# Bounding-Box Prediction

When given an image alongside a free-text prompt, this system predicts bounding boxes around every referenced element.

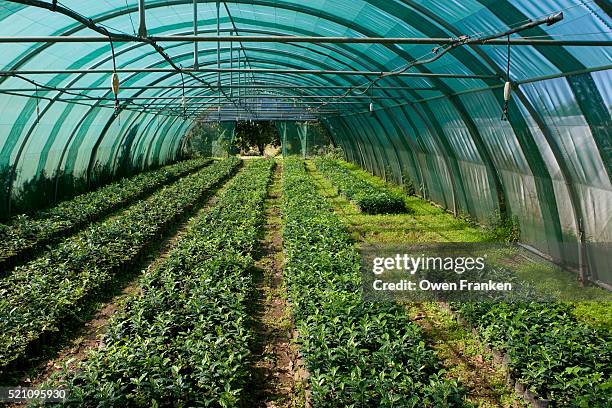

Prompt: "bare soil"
[246,162,306,408]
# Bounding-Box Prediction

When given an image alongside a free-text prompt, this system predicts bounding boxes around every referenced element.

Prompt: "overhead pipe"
[0,36,608,47]
[316,11,565,111]
[0,67,497,78]
[193,0,198,69]
[6,0,245,112]
[0,84,438,92]
[60,95,398,101]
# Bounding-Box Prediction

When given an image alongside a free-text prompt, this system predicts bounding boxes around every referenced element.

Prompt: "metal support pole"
[138,0,147,37]
[0,67,498,78]
[0,85,436,92]
[230,31,233,98]
[216,1,220,89]
[63,95,398,101]
[193,0,198,69]
[216,0,221,115]
[1,35,609,47]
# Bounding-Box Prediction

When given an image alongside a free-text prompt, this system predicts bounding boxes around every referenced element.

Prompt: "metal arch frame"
[131,19,490,194]
[2,1,606,123]
[4,21,418,135]
[0,2,524,198]
[0,84,439,93]
[91,12,504,191]
[2,0,501,88]
[1,0,608,270]
[83,71,330,171]
[101,50,397,164]
[119,30,425,101]
[106,83,318,176]
[1,2,488,218]
[137,37,414,109]
[161,47,425,169]
[84,40,417,184]
[0,1,576,190]
[11,35,379,192]
[71,26,456,181]
[159,0,507,218]
[91,43,394,116]
[0,1,492,127]
[393,0,587,279]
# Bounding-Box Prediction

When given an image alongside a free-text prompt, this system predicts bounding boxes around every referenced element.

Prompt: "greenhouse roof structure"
[0,0,611,283]
[1,3,612,407]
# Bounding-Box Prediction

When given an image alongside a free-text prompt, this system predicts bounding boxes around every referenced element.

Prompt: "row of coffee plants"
[0,158,240,372]
[282,159,465,407]
[453,301,611,406]
[0,158,211,271]
[313,157,406,214]
[47,159,274,407]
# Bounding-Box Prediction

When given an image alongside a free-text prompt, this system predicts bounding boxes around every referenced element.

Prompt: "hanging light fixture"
[180,66,187,119]
[105,31,120,117]
[501,35,512,121]
[369,86,375,115]
[111,72,119,96]
[503,81,512,108]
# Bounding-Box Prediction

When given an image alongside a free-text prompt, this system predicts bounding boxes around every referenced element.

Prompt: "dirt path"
[304,160,524,408]
[247,162,306,408]
[12,168,242,396]
[408,304,526,407]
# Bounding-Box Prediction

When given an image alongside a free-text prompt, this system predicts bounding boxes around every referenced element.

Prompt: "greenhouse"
[0,0,610,407]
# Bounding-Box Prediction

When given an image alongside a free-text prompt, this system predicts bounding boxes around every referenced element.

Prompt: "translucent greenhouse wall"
[0,0,609,285]
[321,69,612,286]
[0,92,191,218]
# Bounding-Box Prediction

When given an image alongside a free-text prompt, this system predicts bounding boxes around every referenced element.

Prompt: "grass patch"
[317,160,611,327]
[406,302,528,408]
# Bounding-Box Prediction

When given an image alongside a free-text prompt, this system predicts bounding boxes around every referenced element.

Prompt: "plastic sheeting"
[320,69,612,284]
[0,1,610,283]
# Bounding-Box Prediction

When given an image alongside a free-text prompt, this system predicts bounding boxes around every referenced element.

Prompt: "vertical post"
[216,1,221,117]
[578,217,586,285]
[193,0,198,69]
[230,32,234,98]
[303,123,308,159]
[216,0,220,90]
[138,0,147,37]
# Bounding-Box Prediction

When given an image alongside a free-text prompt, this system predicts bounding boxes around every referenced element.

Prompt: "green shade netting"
[0,1,609,284]
[277,121,331,157]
